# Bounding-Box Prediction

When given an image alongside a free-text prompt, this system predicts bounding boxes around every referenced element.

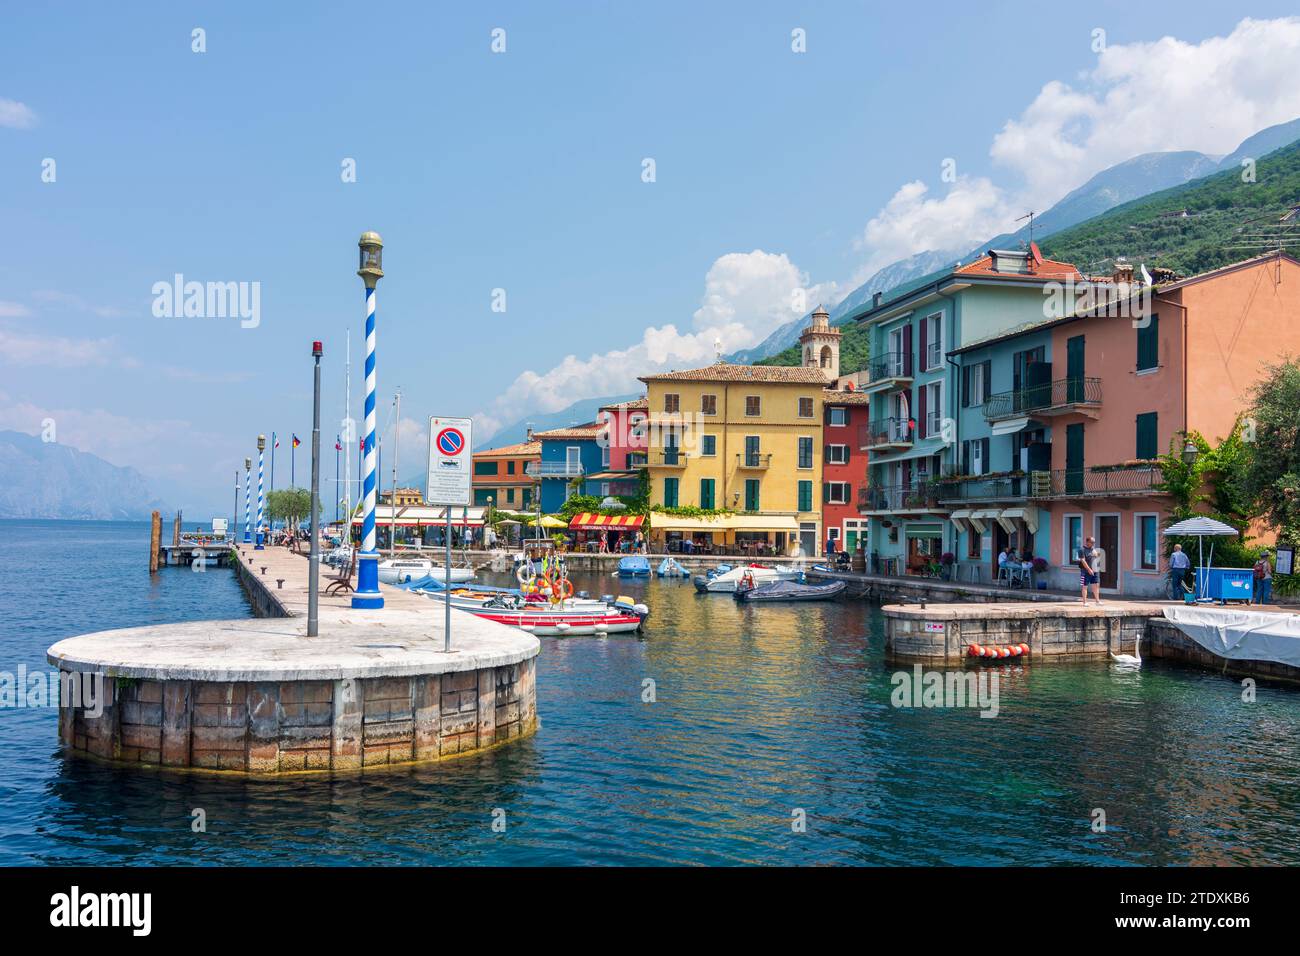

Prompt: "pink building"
[592,397,648,496]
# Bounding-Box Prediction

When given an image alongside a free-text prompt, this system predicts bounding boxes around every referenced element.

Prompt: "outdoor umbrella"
[1162,516,1239,600]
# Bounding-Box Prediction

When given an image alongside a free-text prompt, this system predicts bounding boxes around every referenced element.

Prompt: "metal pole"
[352,232,384,609]
[255,437,266,549]
[233,470,238,541]
[309,341,323,637]
[445,509,452,652]
[270,433,276,535]
[391,390,401,556]
[243,461,251,543]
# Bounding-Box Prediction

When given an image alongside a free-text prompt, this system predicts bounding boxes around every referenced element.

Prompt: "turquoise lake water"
[3,518,1300,865]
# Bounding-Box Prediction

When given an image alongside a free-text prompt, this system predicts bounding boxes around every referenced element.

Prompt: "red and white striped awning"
[568,513,645,529]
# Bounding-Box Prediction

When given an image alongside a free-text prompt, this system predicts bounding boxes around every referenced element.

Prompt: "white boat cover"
[1162,606,1300,668]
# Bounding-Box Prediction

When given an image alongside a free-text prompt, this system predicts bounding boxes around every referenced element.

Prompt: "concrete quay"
[47,544,539,774]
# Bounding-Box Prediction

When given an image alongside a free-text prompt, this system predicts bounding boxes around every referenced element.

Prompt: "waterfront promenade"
[46,544,539,774]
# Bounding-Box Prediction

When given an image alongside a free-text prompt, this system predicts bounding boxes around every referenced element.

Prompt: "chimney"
[525,424,534,442]
[872,291,883,308]
[1112,259,1134,286]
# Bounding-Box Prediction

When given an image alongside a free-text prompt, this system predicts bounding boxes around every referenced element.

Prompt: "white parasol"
[1162,517,1239,600]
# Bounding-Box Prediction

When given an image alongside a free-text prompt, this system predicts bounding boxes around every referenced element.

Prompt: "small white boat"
[693,564,804,594]
[378,558,475,585]
[457,593,649,636]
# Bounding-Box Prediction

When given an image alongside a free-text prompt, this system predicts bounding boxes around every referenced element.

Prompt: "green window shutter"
[1137,314,1159,370]
[699,479,714,510]
[664,477,679,508]
[798,480,812,512]
[745,479,760,511]
[1136,412,1158,459]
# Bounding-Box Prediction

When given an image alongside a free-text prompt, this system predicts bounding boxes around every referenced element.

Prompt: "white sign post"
[427,417,473,651]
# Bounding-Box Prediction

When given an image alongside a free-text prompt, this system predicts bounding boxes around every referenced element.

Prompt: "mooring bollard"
[277,579,284,589]
[261,567,267,575]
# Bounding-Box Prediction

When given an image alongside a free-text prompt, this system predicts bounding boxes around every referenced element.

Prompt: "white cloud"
[991,17,1300,208]
[0,97,36,129]
[0,301,31,318]
[852,16,1300,273]
[0,327,132,368]
[32,290,128,319]
[473,251,838,439]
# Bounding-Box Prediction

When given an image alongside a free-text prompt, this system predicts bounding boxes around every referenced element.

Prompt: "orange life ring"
[551,576,574,601]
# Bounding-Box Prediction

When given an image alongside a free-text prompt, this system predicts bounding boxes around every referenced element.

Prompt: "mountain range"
[0,430,168,520]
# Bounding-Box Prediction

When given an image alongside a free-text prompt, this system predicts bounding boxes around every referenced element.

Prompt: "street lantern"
[352,231,385,609]
[1181,440,1199,466]
[255,434,267,550]
[358,231,384,288]
[243,456,252,544]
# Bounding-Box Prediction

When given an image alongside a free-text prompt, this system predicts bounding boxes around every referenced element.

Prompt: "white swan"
[1109,636,1142,666]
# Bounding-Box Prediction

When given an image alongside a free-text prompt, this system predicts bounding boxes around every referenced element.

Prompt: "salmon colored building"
[956,251,1300,595]
[821,388,870,555]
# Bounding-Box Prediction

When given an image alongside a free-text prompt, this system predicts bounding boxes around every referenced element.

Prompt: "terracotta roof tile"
[474,440,541,458]
[639,362,829,385]
[532,422,603,440]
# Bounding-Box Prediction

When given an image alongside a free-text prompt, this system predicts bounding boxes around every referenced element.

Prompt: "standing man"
[1253,551,1274,605]
[1168,543,1191,600]
[1079,535,1102,604]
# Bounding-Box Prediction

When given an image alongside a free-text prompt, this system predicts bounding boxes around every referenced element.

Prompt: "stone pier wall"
[58,659,537,773]
[230,548,291,618]
[1145,618,1300,686]
[884,607,1147,662]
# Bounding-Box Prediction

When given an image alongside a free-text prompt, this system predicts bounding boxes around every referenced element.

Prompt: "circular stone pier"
[47,547,539,773]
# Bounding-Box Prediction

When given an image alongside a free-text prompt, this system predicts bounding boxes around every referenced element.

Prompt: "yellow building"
[639,362,828,557]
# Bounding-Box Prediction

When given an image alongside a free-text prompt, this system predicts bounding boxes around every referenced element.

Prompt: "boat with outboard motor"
[378,558,475,585]
[453,592,649,636]
[693,563,804,594]
[734,577,846,603]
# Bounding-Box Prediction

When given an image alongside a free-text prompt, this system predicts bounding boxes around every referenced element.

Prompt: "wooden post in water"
[172,511,181,547]
[149,510,162,573]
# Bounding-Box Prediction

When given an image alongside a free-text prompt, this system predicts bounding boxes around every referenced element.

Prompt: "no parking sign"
[427,416,473,506]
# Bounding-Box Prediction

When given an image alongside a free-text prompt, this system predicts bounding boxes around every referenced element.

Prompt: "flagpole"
[270,432,276,533]
[335,438,340,524]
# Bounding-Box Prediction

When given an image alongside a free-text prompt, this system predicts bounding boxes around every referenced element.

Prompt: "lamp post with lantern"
[352,231,385,609]
[255,434,267,550]
[243,457,252,544]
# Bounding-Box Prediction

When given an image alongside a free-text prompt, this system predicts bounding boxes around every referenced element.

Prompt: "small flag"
[292,435,301,448]
[273,433,279,449]
[335,436,342,451]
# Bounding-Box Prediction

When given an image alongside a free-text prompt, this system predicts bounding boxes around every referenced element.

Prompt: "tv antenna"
[1015,210,1036,247]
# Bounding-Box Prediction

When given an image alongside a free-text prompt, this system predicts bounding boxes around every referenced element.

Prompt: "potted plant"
[1032,556,1049,589]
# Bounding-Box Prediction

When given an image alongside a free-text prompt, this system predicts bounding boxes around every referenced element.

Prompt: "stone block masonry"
[49,544,540,774]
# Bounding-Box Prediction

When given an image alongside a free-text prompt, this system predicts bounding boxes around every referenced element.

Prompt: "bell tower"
[800,305,840,382]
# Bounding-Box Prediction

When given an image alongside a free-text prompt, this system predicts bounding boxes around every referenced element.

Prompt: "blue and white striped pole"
[243,457,252,543]
[352,231,385,608]
[255,434,266,550]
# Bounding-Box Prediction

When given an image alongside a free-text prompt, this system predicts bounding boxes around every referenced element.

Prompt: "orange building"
[471,439,541,511]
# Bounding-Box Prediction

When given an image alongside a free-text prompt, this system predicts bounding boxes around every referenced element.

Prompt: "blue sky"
[3,2,1299,514]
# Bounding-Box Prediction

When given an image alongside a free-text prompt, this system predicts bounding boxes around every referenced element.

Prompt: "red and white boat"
[456,594,648,636]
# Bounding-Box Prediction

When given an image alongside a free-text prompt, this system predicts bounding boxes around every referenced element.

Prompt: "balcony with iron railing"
[860,417,913,451]
[863,350,914,392]
[1027,464,1165,498]
[856,481,947,513]
[655,449,689,468]
[934,473,1033,503]
[736,452,773,470]
[525,461,585,478]
[982,377,1103,422]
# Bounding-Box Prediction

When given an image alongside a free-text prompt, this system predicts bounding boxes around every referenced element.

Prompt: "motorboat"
[618,555,651,576]
[656,557,690,578]
[456,593,650,636]
[735,578,847,603]
[378,558,474,585]
[693,564,804,593]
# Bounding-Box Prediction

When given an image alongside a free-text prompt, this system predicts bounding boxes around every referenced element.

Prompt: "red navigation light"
[312,341,323,357]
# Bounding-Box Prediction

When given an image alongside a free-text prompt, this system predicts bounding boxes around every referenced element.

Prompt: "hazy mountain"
[1217,117,1300,171]
[482,393,641,447]
[0,430,167,519]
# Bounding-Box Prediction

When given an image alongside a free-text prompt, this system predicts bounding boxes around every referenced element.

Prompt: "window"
[474,460,498,476]
[961,437,989,476]
[1135,412,1158,460]
[699,434,716,457]
[828,406,848,427]
[745,395,761,416]
[827,444,849,465]
[967,528,982,559]
[601,444,610,468]
[962,360,990,407]
[701,394,717,415]
[744,479,760,511]
[744,435,761,467]
[925,381,942,437]
[798,396,814,418]
[699,478,715,510]
[506,488,515,504]
[1137,514,1158,570]
[522,488,532,508]
[664,393,680,413]
[824,481,850,504]
[798,436,814,469]
[798,480,813,512]
[1137,313,1159,372]
[506,460,515,475]
[1065,515,1083,564]
[663,477,679,508]
[922,312,943,370]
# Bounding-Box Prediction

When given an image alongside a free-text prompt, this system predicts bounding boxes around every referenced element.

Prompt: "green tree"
[267,487,317,529]
[1157,423,1259,567]
[1243,358,1300,541]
